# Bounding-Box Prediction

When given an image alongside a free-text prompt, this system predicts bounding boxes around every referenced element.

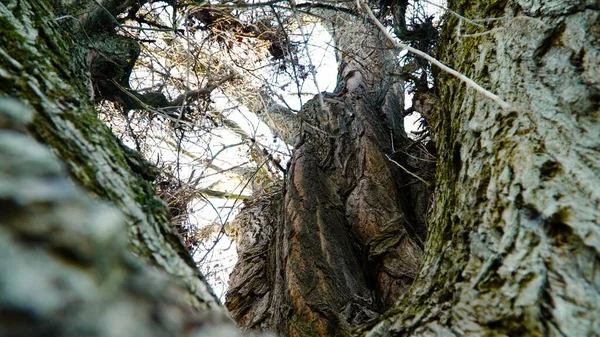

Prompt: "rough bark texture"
[226,13,435,337]
[0,99,241,337]
[2,0,599,336]
[356,1,600,336]
[0,0,229,325]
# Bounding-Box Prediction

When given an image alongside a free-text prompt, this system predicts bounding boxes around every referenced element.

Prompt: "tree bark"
[0,99,241,337]
[0,0,236,334]
[226,11,435,337]
[228,1,600,337]
[356,1,600,336]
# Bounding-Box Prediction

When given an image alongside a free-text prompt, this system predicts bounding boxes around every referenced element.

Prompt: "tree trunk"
[0,1,237,335]
[228,1,600,337]
[226,12,435,337]
[357,1,600,336]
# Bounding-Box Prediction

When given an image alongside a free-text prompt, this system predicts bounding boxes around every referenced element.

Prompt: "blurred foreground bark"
[0,1,238,335]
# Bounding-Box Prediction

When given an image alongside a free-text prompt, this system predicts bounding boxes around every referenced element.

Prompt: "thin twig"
[357,0,513,111]
[385,154,430,187]
[419,0,485,28]
[288,0,325,109]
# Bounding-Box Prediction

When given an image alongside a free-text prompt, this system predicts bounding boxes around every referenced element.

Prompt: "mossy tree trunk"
[0,1,236,335]
[357,1,600,336]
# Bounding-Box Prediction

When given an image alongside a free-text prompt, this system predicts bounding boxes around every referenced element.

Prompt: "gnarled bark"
[226,12,435,337]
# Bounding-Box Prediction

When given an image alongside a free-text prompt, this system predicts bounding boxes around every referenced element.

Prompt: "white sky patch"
[271,23,338,110]
[404,92,422,135]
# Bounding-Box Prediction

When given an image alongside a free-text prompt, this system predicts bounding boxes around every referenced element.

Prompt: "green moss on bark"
[1,0,223,311]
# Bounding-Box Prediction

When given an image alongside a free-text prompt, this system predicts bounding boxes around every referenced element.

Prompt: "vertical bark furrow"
[227,12,435,337]
[365,2,600,336]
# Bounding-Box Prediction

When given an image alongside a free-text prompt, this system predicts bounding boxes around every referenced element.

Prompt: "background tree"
[226,4,435,336]
[1,0,599,337]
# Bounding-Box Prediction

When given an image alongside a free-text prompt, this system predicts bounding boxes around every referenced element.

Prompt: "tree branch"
[357,0,514,111]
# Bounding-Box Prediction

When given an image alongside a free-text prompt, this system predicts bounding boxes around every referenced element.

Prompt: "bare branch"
[357,0,514,111]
